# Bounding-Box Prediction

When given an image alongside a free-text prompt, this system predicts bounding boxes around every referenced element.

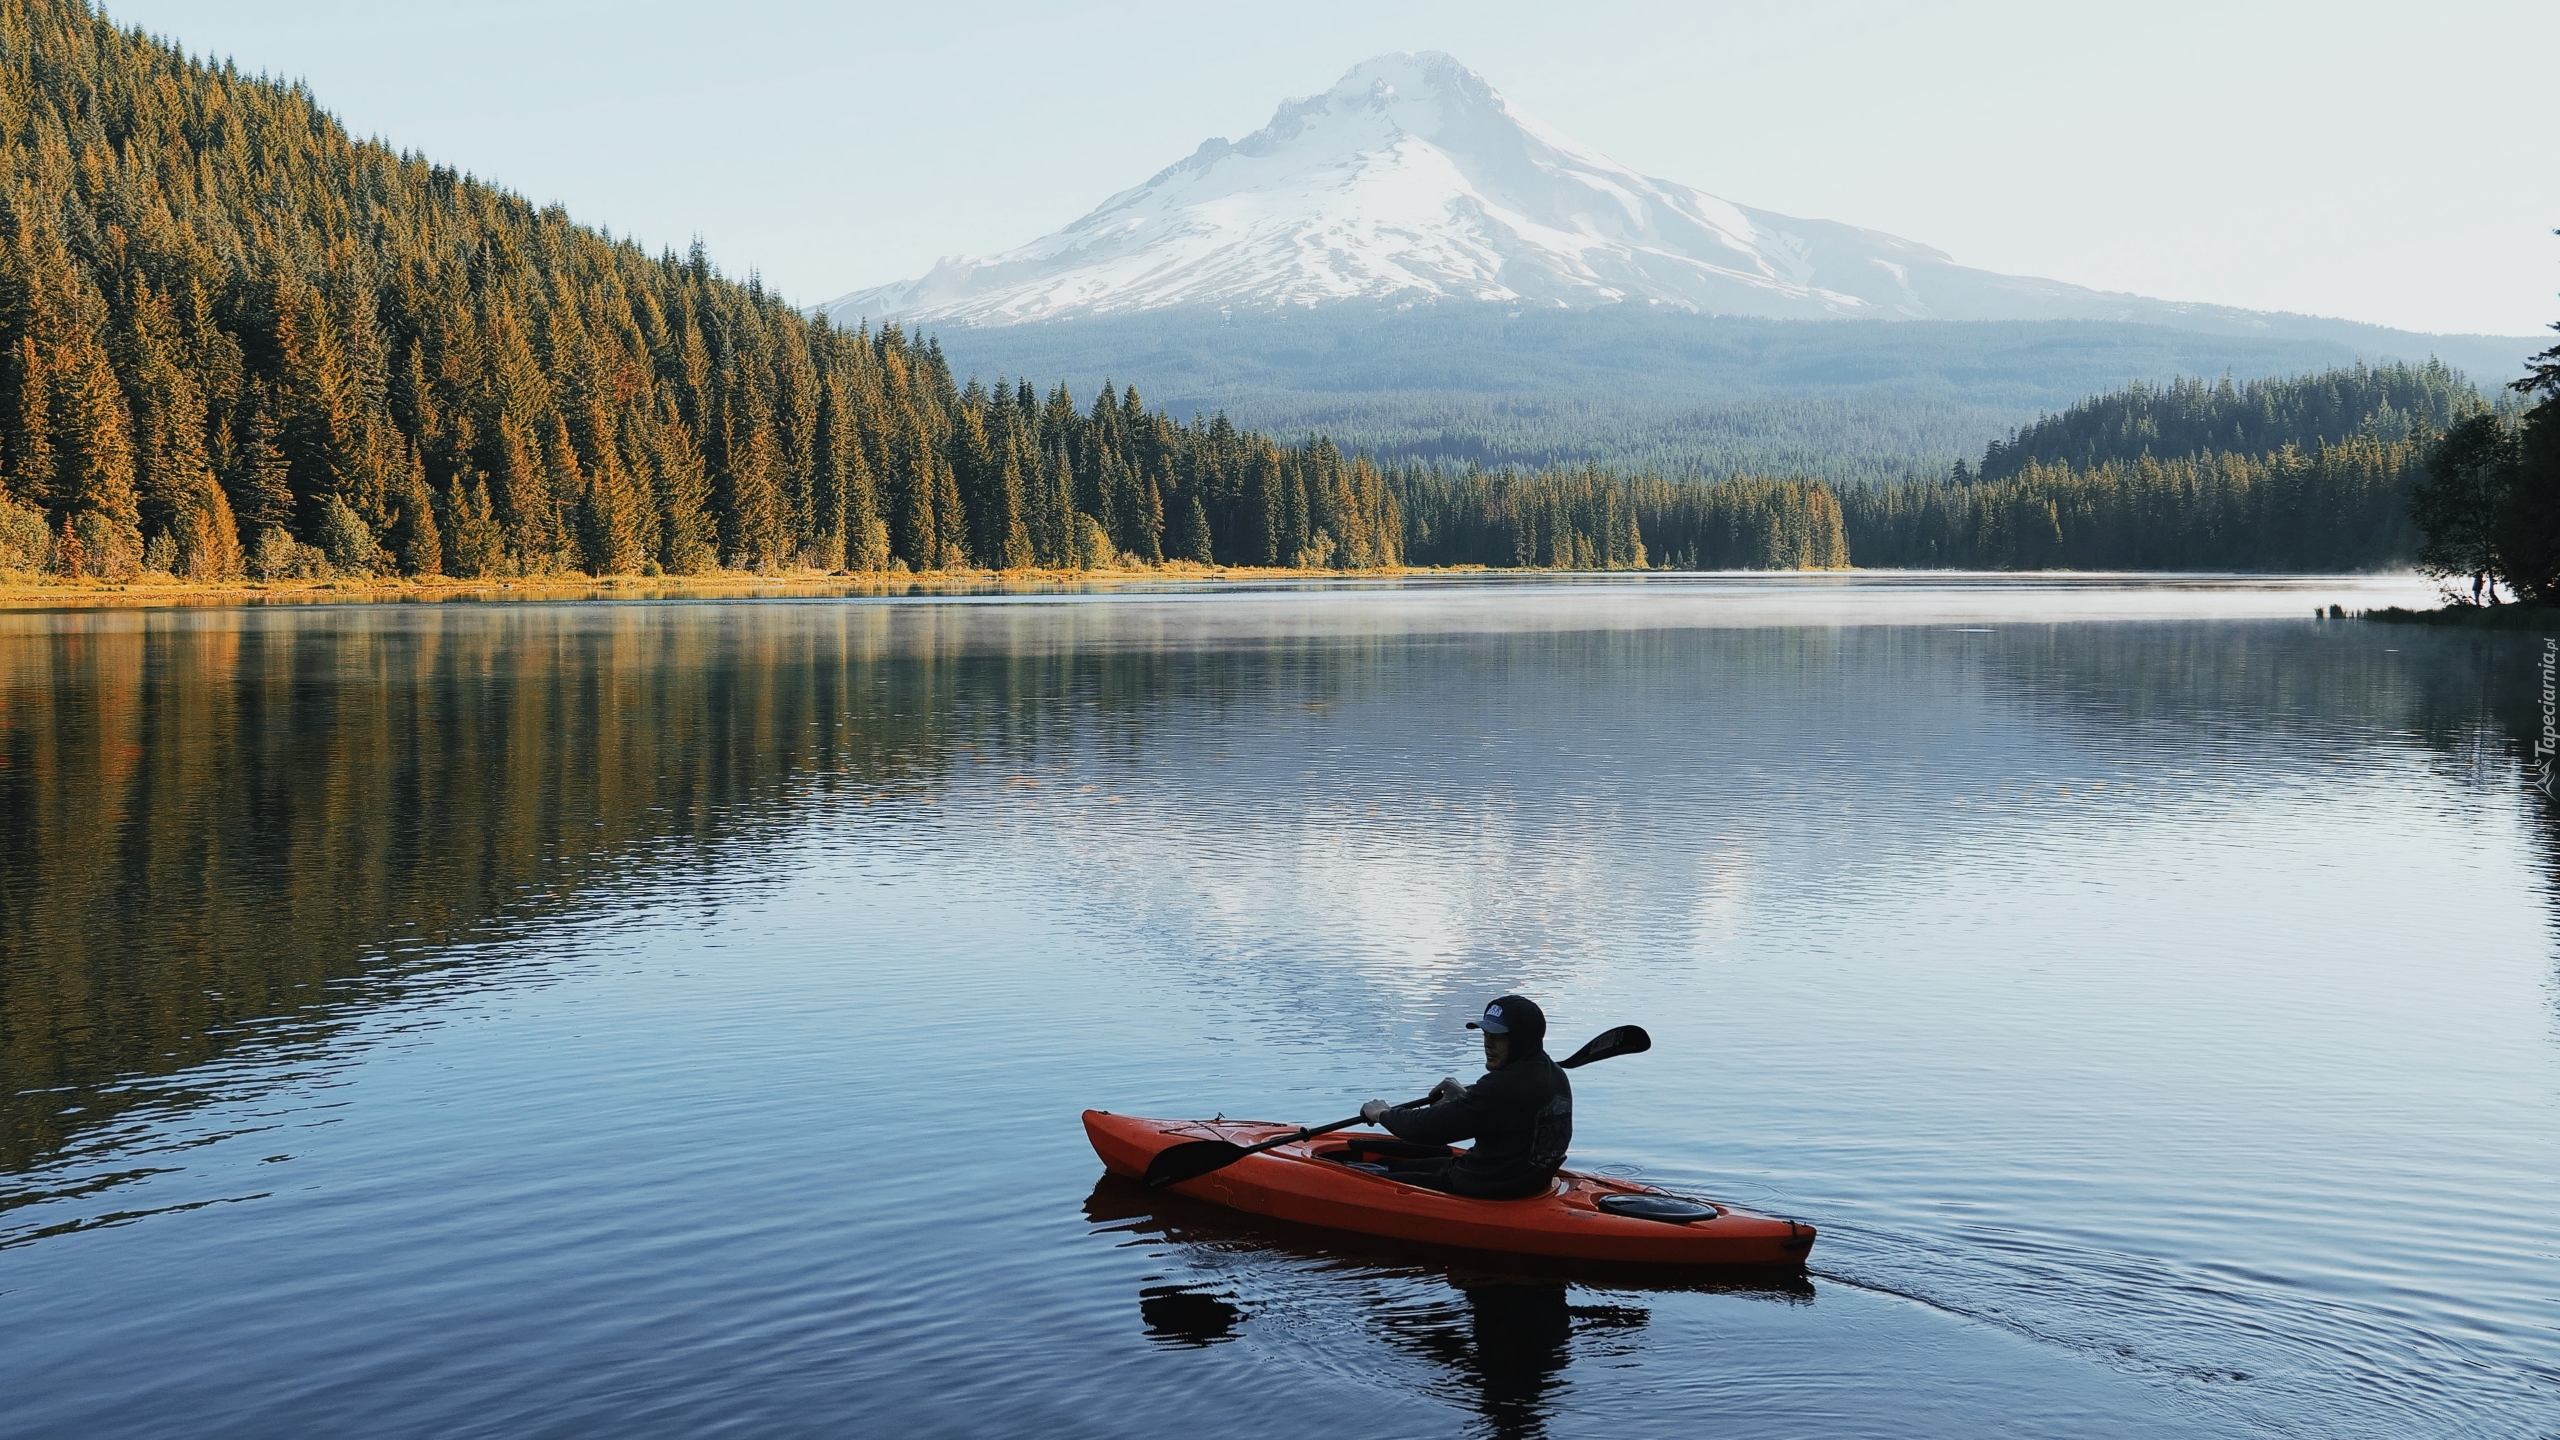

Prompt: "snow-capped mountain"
[821,52,2177,329]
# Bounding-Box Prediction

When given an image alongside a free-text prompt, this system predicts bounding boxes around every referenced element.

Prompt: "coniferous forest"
[0,0,1425,584]
[0,0,2529,583]
[1839,365,2476,570]
[1973,364,2480,480]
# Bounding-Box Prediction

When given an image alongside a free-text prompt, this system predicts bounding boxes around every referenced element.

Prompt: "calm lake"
[3,574,2554,1439]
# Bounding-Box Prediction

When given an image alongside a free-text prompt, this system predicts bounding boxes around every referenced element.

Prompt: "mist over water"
[2,575,2553,1439]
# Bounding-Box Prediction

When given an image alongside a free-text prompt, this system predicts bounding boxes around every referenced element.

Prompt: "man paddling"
[1357,995,1573,1200]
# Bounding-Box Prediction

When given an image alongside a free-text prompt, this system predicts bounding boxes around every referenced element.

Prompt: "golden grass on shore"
[0,561,1486,608]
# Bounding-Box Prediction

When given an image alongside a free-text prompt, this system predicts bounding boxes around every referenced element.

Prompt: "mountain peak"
[1252,51,1496,131]
[1156,51,1522,187]
[820,55,2128,329]
[1326,50,1498,108]
[1248,51,1576,166]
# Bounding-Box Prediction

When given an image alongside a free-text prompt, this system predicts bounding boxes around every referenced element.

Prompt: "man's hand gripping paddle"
[1139,1024,1651,1191]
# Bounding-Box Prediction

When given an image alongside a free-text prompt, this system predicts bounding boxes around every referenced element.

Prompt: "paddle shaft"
[1203,1096,1430,1169]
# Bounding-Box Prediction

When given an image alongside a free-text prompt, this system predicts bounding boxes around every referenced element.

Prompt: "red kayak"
[1084,1110,1816,1266]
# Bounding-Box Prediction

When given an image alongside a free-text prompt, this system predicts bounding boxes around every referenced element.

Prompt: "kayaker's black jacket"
[1381,1049,1573,1200]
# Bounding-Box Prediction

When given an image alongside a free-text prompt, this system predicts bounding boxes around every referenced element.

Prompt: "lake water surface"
[3,574,2554,1439]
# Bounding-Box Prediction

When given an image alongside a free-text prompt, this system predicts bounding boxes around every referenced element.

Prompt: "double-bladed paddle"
[1140,1024,1652,1191]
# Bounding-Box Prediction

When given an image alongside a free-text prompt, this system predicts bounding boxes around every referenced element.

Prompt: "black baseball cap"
[1466,994,1544,1040]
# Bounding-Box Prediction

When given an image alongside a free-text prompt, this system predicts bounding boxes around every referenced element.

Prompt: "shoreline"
[0,565,2435,610]
[2360,601,2559,630]
[0,562,1494,609]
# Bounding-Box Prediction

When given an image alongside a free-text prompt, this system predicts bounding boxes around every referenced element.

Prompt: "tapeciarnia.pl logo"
[2537,638,2557,799]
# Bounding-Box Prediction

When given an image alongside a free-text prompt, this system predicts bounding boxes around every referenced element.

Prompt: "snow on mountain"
[819,52,2172,329]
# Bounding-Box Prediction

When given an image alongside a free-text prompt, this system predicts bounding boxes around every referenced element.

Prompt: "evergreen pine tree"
[929,448,967,568]
[491,417,558,568]
[388,440,442,577]
[810,371,853,570]
[56,332,144,577]
[313,493,385,576]
[1037,443,1077,568]
[649,399,717,574]
[441,475,506,578]
[985,402,1034,569]
[1174,493,1213,564]
[885,401,937,569]
[228,399,297,538]
[5,336,53,510]
[578,457,644,575]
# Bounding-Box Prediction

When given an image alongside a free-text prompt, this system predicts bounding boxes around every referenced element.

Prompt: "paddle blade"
[1559,1024,1651,1070]
[1142,1139,1251,1191]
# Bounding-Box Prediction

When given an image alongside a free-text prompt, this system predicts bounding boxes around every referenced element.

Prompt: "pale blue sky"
[101,0,2557,338]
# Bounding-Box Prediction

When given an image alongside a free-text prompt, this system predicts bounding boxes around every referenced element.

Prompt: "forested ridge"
[1975,363,2480,480]
[1839,363,2497,570]
[0,0,1436,582]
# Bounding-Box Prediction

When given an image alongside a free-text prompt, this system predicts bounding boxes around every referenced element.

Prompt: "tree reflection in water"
[1087,1175,1809,1440]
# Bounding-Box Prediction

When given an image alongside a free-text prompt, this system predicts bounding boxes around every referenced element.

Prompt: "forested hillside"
[1975,363,2480,479]
[1843,436,2426,570]
[1840,362,2489,569]
[0,0,1429,581]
